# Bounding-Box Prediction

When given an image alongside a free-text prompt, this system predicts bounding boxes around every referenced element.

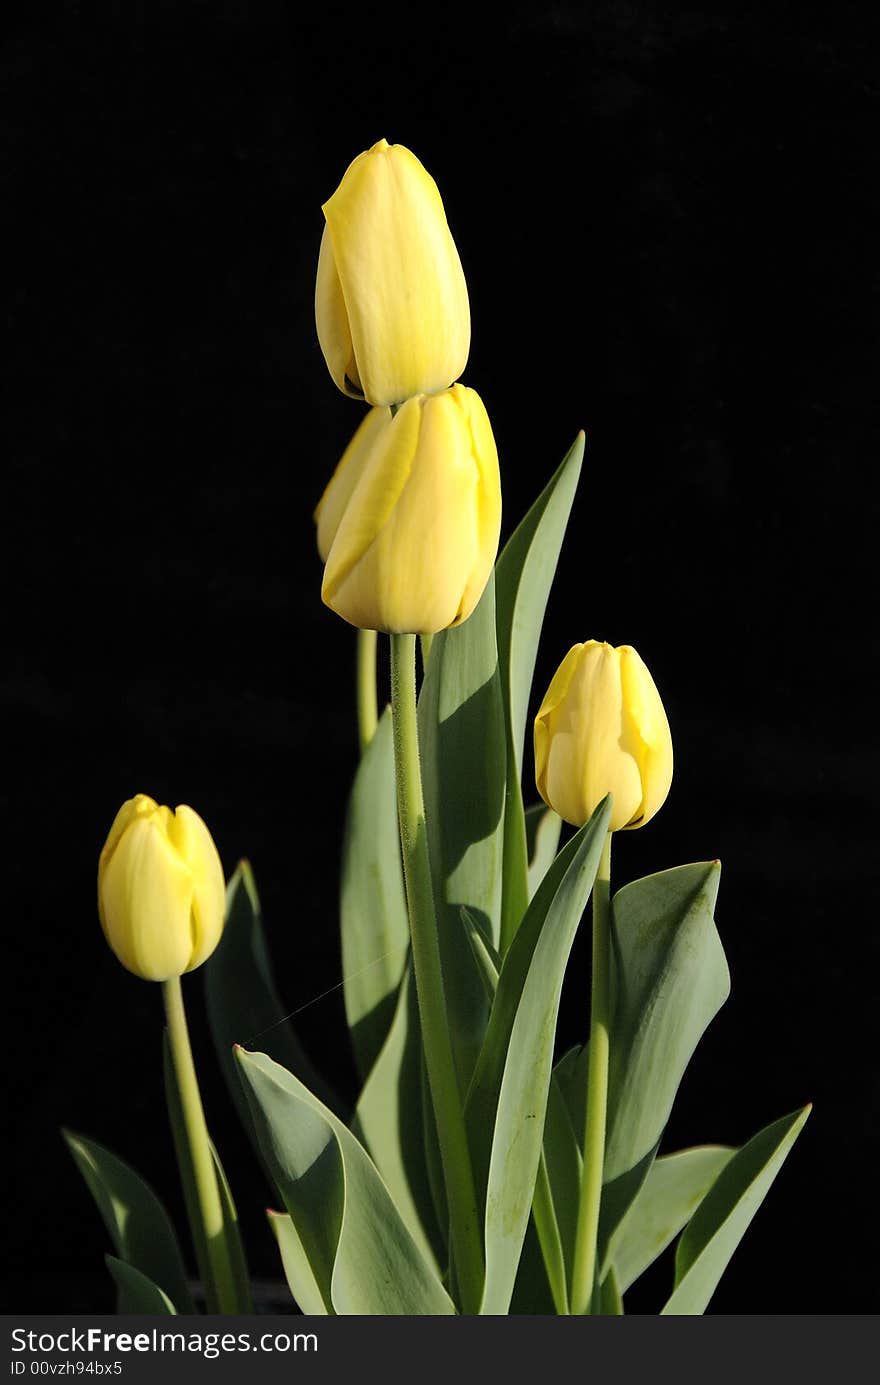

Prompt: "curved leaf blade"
[474,797,612,1315]
[63,1129,193,1313]
[662,1105,811,1315]
[235,1047,455,1315]
[341,708,409,1080]
[495,432,584,779]
[267,1210,329,1316]
[494,435,584,953]
[606,862,730,1184]
[105,1257,177,1314]
[418,575,507,1082]
[608,1145,734,1293]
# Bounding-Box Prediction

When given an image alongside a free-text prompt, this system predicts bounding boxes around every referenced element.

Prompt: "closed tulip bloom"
[315,139,470,407]
[534,641,673,832]
[319,384,501,634]
[98,794,225,981]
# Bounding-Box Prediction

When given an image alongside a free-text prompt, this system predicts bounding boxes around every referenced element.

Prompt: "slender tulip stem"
[356,628,379,753]
[162,976,237,1314]
[570,831,613,1315]
[389,633,484,1314]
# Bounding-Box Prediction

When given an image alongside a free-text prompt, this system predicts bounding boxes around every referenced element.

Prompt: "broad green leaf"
[608,1145,734,1293]
[236,1047,455,1315]
[162,1034,252,1314]
[525,805,563,901]
[267,1210,329,1316]
[495,434,584,779]
[352,966,444,1272]
[418,575,507,1083]
[662,1106,811,1315]
[205,861,342,1132]
[63,1129,193,1313]
[474,797,612,1315]
[341,708,409,1079]
[605,863,730,1186]
[494,436,584,952]
[105,1257,177,1314]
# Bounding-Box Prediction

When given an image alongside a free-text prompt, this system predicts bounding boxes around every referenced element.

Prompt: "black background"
[3,1,877,1314]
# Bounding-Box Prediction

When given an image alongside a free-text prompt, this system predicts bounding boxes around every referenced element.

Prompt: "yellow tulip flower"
[318,385,501,634]
[97,794,225,981]
[315,139,470,406]
[534,641,673,831]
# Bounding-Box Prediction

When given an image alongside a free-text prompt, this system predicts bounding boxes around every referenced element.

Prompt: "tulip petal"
[451,386,503,626]
[314,406,392,562]
[534,643,584,810]
[99,819,194,982]
[619,647,673,828]
[321,141,470,405]
[315,226,361,398]
[167,806,226,970]
[98,793,160,880]
[322,398,421,611]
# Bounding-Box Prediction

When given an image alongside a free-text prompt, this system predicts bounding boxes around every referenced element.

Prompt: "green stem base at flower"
[356,628,379,753]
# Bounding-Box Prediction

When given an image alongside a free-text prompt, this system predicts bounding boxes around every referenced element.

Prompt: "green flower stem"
[570,830,613,1315]
[389,632,484,1314]
[356,628,379,753]
[162,975,237,1315]
[532,1152,570,1314]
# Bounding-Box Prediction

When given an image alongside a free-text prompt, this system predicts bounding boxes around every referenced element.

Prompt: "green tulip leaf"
[162,1033,252,1313]
[267,1210,329,1316]
[541,1065,584,1288]
[525,805,563,901]
[418,574,507,1084]
[351,966,444,1272]
[661,1106,811,1315]
[235,1047,455,1315]
[553,1042,589,1143]
[604,863,730,1200]
[494,435,584,952]
[607,1145,734,1294]
[495,434,584,779]
[468,796,612,1315]
[459,905,501,1004]
[205,861,342,1138]
[341,707,409,1080]
[63,1129,194,1313]
[105,1257,177,1314]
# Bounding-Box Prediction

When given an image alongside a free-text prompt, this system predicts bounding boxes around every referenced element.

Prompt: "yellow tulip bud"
[315,138,471,407]
[534,641,673,832]
[318,384,501,635]
[97,794,225,982]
